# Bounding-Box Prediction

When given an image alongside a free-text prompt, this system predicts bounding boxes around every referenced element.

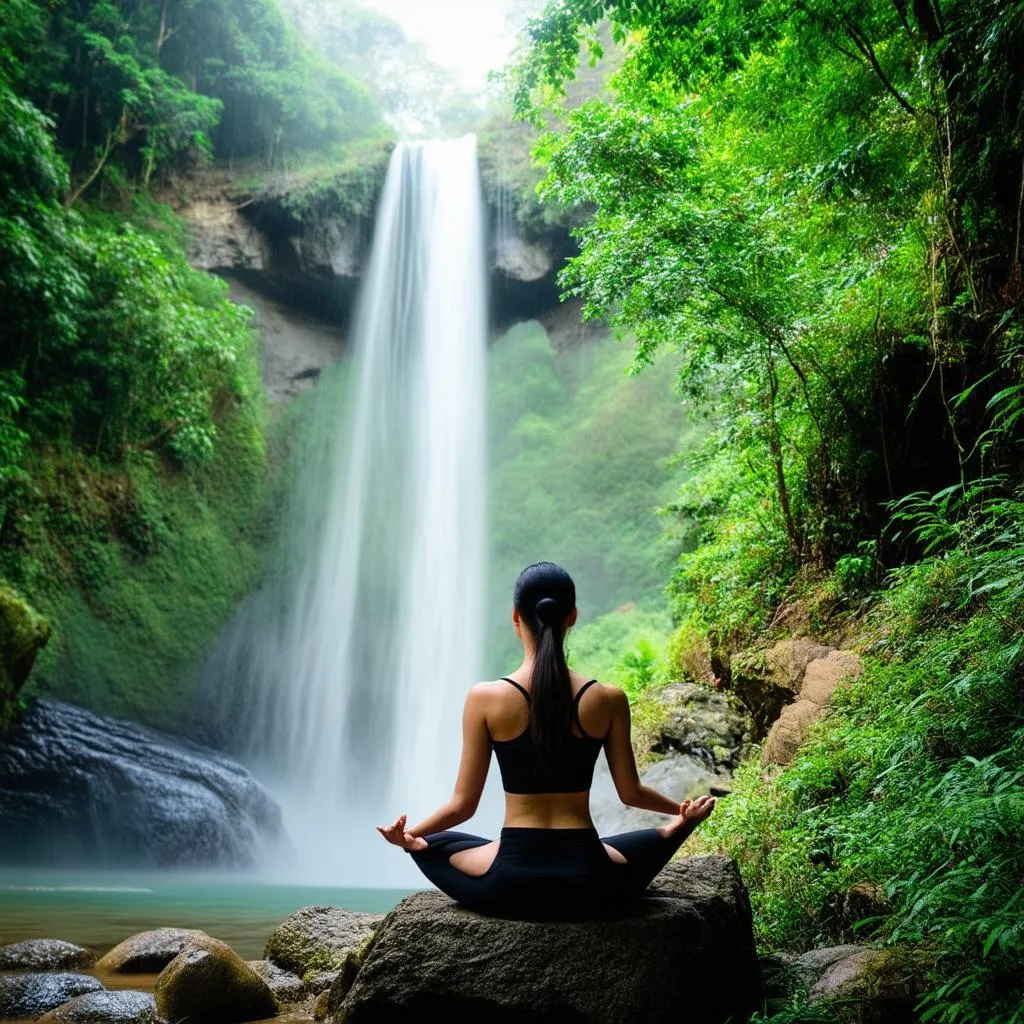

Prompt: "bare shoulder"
[599,683,630,709]
[466,679,518,707]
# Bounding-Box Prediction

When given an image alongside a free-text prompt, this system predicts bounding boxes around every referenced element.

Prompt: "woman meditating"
[377,561,716,917]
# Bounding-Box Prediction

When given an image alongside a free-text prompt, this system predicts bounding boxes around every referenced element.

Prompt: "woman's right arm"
[603,686,684,816]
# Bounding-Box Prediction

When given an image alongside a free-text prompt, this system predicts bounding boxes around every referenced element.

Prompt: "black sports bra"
[491,677,604,794]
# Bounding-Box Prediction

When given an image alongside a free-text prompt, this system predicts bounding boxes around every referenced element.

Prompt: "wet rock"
[0,939,96,971]
[36,990,158,1023]
[0,700,283,867]
[731,638,832,736]
[264,906,382,977]
[653,682,752,769]
[303,970,338,995]
[322,936,373,1019]
[0,972,103,1018]
[762,650,863,766]
[96,928,211,974]
[792,945,923,1023]
[333,857,759,1024]
[154,937,276,1024]
[313,989,330,1021]
[246,959,306,1003]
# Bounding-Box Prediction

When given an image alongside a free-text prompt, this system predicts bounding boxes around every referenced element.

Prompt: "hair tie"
[535,597,561,627]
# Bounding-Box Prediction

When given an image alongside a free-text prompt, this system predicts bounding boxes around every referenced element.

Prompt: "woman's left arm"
[377,686,491,849]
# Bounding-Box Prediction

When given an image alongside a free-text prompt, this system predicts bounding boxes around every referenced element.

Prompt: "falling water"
[196,137,489,883]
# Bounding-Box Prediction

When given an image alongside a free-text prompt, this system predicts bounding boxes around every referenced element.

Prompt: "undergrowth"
[694,487,1024,1024]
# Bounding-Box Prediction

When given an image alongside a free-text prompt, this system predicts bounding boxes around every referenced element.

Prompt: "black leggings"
[409,824,692,918]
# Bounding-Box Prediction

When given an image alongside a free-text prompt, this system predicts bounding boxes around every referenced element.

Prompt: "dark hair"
[513,561,576,772]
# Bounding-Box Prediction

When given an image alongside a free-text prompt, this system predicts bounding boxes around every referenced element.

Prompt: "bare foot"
[657,795,716,839]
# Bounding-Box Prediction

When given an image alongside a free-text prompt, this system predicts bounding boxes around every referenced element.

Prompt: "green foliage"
[3,0,388,198]
[511,0,1024,605]
[568,606,672,693]
[486,320,703,671]
[508,6,1024,1021]
[0,585,51,734]
[18,397,270,729]
[697,492,1024,1022]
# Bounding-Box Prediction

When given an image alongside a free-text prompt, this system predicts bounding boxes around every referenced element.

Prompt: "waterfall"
[197,137,489,883]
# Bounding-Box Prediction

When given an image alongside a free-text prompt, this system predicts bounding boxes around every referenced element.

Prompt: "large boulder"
[761,650,863,766]
[333,856,759,1024]
[154,937,276,1024]
[264,906,382,978]
[96,928,211,974]
[0,972,103,1018]
[0,939,96,971]
[653,682,752,769]
[0,700,283,867]
[36,991,158,1024]
[731,639,832,736]
[790,945,923,1023]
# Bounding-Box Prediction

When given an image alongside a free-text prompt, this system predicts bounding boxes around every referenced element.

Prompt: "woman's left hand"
[376,814,427,851]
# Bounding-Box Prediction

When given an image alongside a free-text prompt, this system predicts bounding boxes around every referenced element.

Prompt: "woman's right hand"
[376,814,428,851]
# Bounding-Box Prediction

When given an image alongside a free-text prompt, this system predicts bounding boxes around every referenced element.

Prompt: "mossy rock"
[264,906,382,977]
[0,585,51,733]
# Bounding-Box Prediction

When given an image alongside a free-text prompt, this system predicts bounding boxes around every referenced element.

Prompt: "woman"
[377,561,716,917]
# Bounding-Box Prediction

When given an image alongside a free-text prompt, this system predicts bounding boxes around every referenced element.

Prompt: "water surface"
[0,870,409,960]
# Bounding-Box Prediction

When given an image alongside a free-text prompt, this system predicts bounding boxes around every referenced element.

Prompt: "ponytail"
[513,563,576,774]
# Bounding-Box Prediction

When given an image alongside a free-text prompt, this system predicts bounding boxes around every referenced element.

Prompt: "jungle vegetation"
[0,0,404,724]
[510,2,1024,1021]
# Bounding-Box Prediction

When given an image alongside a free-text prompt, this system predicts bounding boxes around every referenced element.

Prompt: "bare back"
[478,671,624,829]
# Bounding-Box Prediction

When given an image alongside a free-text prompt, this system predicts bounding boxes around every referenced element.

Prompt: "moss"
[0,585,51,733]
[5,346,273,732]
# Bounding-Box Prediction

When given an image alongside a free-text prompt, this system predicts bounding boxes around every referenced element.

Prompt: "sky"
[359,0,530,90]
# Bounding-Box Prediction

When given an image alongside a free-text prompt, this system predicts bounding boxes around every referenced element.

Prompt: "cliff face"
[176,161,577,352]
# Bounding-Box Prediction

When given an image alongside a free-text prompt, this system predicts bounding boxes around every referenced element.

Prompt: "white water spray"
[199,137,489,883]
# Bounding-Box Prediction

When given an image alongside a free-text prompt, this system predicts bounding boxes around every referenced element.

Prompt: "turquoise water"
[0,870,411,960]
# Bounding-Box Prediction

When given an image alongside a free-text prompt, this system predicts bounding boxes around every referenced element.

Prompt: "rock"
[226,279,345,403]
[590,752,730,833]
[494,234,555,282]
[246,959,306,1003]
[0,586,51,734]
[303,970,338,995]
[36,991,158,1023]
[0,939,96,971]
[184,199,268,272]
[333,857,759,1024]
[844,882,891,933]
[322,936,373,1019]
[761,699,822,765]
[0,700,283,867]
[154,937,276,1024]
[792,945,923,1023]
[653,682,752,769]
[762,650,863,766]
[0,972,103,1018]
[758,952,798,1001]
[96,929,211,974]
[264,906,382,977]
[313,989,330,1021]
[731,638,832,736]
